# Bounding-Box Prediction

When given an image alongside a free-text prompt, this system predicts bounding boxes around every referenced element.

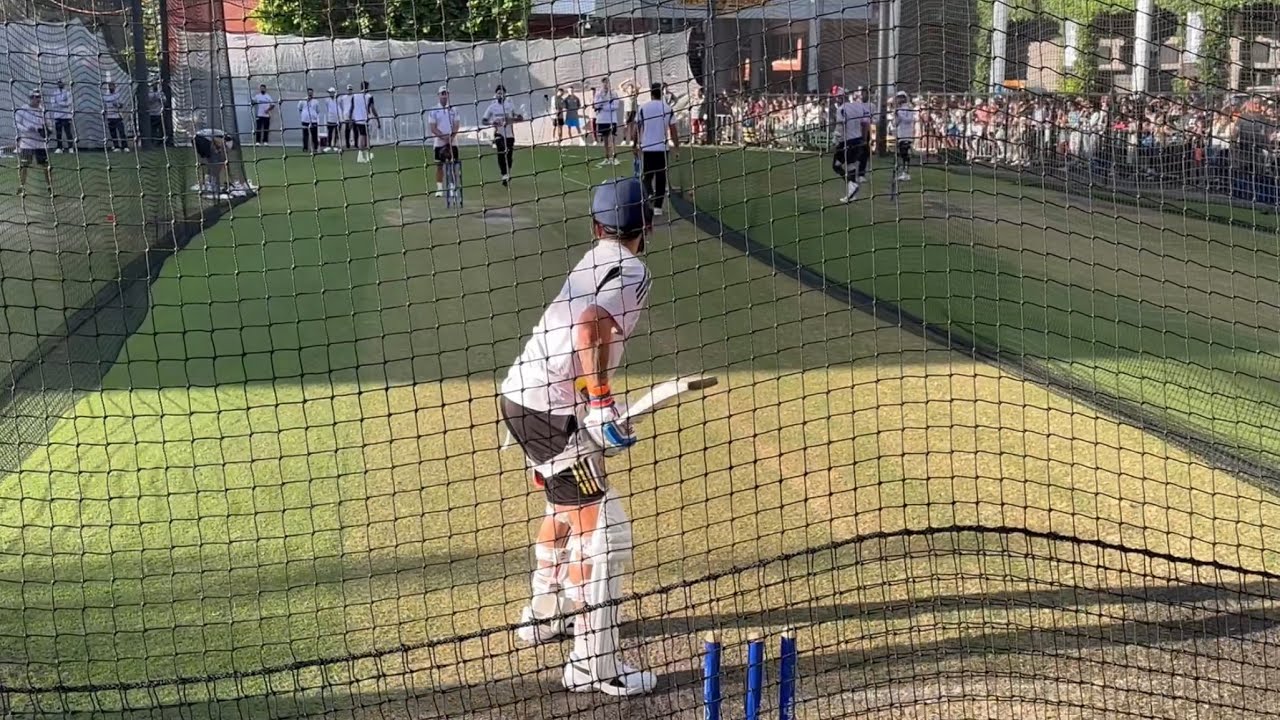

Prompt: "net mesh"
[1,0,1279,717]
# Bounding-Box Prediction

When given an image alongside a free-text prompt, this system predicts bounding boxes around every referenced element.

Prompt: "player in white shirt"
[592,76,623,166]
[427,86,460,196]
[500,177,656,697]
[632,83,679,216]
[102,82,128,152]
[350,81,378,163]
[252,84,275,145]
[49,81,74,153]
[481,84,524,186]
[323,88,341,152]
[892,91,917,181]
[15,90,51,192]
[833,89,872,202]
[298,88,321,153]
[338,84,355,150]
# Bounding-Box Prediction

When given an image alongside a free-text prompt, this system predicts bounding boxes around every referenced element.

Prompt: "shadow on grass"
[4,526,1279,719]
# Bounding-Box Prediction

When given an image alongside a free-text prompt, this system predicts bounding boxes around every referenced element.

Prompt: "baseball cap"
[328,87,336,93]
[591,178,651,236]
[346,84,353,90]
[495,84,506,93]
[438,85,450,95]
[29,89,41,98]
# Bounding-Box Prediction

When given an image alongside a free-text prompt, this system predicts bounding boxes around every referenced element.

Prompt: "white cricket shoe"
[53,149,63,155]
[903,172,911,181]
[563,655,658,696]
[515,604,573,645]
[652,207,664,217]
[501,175,510,187]
[433,190,444,198]
[840,181,860,204]
[857,175,867,184]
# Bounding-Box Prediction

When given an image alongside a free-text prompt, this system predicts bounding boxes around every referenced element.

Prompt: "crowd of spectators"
[696,88,1280,201]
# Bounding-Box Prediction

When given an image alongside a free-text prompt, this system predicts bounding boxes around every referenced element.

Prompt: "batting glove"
[581,385,636,457]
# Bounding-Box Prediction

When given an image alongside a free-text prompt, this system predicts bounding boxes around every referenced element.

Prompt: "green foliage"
[254,0,529,40]
[1196,7,1230,92]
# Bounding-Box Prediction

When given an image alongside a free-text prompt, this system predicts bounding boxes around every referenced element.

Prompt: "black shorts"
[353,123,368,139]
[20,149,48,167]
[500,397,607,507]
[836,138,866,165]
[597,123,617,138]
[434,145,457,163]
[554,116,565,127]
[897,140,914,154]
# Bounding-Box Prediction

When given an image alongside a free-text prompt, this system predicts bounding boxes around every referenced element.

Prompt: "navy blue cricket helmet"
[591,178,651,237]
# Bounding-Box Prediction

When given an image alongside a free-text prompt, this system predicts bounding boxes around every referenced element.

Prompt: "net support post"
[988,0,1009,92]
[129,0,151,149]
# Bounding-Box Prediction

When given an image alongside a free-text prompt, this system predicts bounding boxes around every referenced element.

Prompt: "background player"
[427,86,460,197]
[15,89,51,193]
[500,177,656,697]
[592,76,622,166]
[834,88,872,202]
[893,91,917,182]
[351,81,378,163]
[482,85,524,186]
[633,83,679,216]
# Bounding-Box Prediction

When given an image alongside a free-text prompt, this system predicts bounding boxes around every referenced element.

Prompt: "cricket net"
[1,0,1279,717]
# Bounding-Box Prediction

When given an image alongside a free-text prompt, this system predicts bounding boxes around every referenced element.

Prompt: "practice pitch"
[0,145,1278,719]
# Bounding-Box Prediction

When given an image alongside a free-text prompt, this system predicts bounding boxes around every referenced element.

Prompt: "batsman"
[499,177,656,696]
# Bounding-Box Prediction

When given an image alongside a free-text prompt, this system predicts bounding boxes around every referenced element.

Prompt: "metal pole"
[808,0,821,94]
[158,0,173,145]
[875,0,889,156]
[130,0,150,148]
[705,0,716,145]
[1132,0,1154,94]
[888,0,899,97]
[989,0,1009,92]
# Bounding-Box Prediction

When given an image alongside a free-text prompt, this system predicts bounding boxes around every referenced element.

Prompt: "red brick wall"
[223,0,258,33]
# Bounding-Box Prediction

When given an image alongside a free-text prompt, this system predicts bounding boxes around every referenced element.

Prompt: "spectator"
[49,80,74,154]
[102,82,128,152]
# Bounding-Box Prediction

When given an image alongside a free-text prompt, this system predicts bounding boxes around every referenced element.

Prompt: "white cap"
[438,85,450,95]
[328,87,336,93]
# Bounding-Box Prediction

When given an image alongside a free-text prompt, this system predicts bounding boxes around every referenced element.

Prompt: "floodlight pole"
[129,0,151,148]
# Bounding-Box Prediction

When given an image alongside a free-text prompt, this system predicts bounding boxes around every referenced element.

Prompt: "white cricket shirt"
[298,97,320,124]
[594,90,620,125]
[324,97,340,123]
[103,91,123,119]
[838,100,872,142]
[253,93,274,118]
[482,99,517,139]
[50,90,72,120]
[894,106,917,141]
[15,106,46,150]
[427,104,459,147]
[501,241,652,415]
[635,99,675,152]
[338,93,353,121]
[351,93,372,123]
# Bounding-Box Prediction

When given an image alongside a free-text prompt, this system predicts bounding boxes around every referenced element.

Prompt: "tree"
[254,0,529,40]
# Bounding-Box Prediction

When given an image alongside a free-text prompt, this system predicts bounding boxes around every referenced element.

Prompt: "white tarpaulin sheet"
[224,31,697,146]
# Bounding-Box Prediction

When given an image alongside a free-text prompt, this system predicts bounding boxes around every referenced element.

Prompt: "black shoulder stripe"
[596,265,623,293]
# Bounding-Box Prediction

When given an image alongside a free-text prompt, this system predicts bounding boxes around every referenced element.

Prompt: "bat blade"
[622,375,718,423]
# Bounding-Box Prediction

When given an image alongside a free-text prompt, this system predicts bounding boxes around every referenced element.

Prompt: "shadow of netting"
[3,527,1279,720]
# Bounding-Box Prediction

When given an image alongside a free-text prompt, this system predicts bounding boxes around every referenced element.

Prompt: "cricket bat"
[621,375,718,424]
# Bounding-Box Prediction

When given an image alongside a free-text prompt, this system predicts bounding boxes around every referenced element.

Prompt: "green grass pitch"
[0,145,1278,718]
